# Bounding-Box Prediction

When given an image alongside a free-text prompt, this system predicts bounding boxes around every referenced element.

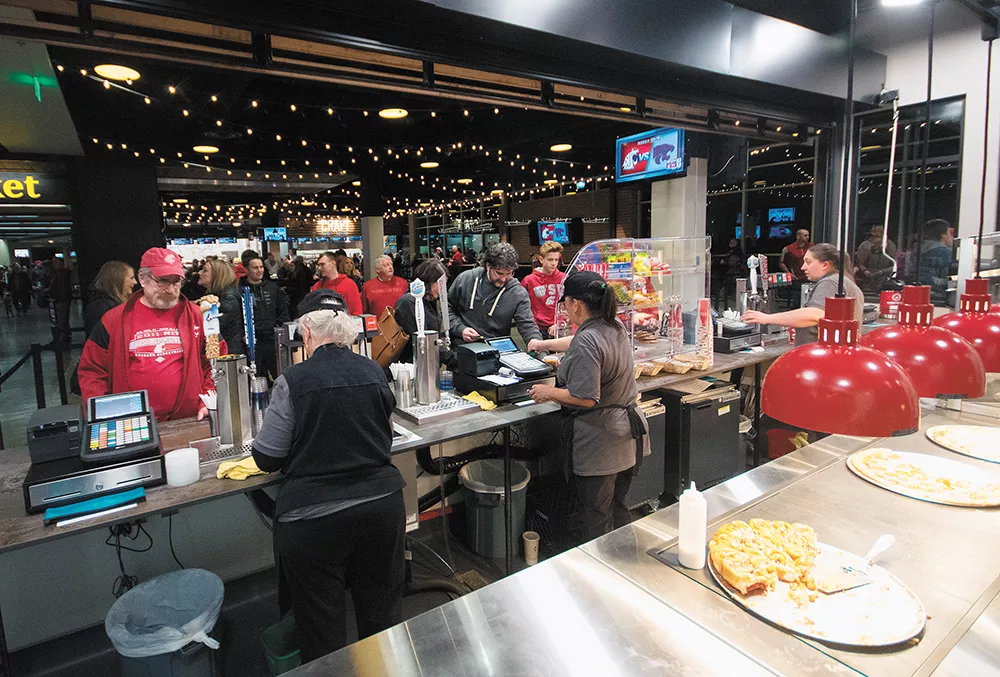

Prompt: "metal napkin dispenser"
[455,342,500,376]
[212,354,253,449]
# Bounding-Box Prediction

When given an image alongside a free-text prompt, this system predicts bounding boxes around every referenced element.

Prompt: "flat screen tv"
[529,218,584,246]
[13,248,29,258]
[769,225,793,239]
[615,127,685,184]
[768,207,795,223]
[217,237,236,244]
[263,227,287,241]
[170,238,194,245]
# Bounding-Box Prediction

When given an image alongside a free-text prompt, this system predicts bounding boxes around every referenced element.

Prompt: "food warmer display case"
[556,237,712,364]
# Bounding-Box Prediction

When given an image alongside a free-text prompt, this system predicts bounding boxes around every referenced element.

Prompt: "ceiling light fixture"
[378,108,408,119]
[549,143,572,152]
[94,64,140,81]
[420,161,439,169]
[172,198,189,204]
[457,178,473,184]
[352,180,362,186]
[192,145,219,154]
[543,179,559,185]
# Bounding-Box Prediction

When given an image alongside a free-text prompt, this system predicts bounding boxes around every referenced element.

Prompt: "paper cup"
[522,531,540,565]
[165,448,201,487]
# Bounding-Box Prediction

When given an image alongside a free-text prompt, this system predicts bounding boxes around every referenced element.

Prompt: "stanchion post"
[503,426,512,575]
[54,345,68,405]
[753,361,762,467]
[32,343,46,410]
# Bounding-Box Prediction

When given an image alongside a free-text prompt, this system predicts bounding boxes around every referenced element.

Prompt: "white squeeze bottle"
[678,481,707,569]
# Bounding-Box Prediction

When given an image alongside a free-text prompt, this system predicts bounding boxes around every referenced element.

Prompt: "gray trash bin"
[106,569,224,677]
[458,459,531,559]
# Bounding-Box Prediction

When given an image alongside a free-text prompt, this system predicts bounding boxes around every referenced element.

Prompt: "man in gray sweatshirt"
[448,243,543,345]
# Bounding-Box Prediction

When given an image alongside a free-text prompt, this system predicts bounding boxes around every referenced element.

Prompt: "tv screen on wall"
[615,127,685,184]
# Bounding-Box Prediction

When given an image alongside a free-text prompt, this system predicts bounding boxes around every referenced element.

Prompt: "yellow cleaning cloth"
[462,391,497,411]
[216,456,267,481]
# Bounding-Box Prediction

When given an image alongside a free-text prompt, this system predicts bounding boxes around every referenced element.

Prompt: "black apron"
[562,402,647,478]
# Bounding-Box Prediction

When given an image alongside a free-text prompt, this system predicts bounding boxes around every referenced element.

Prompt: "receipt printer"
[456,342,500,376]
[27,404,83,464]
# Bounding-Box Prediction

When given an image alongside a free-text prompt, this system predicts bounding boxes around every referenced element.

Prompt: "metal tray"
[708,542,926,647]
[925,425,1000,464]
[847,448,1000,507]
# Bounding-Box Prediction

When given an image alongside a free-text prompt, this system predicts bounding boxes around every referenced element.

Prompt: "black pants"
[575,471,634,542]
[275,491,406,663]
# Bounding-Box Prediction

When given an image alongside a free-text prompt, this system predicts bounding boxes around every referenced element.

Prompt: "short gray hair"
[483,242,518,271]
[376,255,393,268]
[298,309,357,347]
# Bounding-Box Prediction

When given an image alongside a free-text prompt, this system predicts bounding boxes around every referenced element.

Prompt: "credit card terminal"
[485,337,551,377]
[81,391,160,464]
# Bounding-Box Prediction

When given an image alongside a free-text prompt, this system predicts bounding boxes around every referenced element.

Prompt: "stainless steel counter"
[290,405,1000,677]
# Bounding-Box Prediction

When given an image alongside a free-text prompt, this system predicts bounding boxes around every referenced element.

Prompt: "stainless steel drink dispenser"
[413,330,441,405]
[212,354,253,450]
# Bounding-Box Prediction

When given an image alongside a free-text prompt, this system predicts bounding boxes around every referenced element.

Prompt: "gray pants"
[575,470,634,542]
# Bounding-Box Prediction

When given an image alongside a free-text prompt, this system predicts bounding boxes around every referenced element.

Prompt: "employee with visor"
[527,271,649,541]
[448,242,542,345]
[251,289,406,662]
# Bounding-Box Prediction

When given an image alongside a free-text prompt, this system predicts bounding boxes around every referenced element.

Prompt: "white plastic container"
[677,481,707,569]
[165,448,200,487]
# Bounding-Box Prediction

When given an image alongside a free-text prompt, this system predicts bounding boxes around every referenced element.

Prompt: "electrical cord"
[106,522,152,598]
[168,514,186,570]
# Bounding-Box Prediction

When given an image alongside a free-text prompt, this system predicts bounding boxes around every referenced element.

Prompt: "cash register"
[454,337,555,403]
[22,391,165,514]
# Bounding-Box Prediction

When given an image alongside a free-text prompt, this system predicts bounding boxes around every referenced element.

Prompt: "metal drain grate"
[453,569,490,591]
[193,437,254,465]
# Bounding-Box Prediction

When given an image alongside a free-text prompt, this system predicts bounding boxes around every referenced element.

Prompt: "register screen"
[487,337,518,354]
[92,392,145,420]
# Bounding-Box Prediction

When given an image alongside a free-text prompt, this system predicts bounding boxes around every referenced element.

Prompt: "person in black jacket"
[393,258,456,368]
[285,256,313,317]
[241,253,290,379]
[83,261,136,338]
[252,290,405,662]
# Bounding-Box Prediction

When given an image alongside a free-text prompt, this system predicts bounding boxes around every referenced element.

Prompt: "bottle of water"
[439,367,454,392]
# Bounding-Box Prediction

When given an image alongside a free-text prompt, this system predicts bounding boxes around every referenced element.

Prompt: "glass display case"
[557,237,712,363]
[955,230,1000,306]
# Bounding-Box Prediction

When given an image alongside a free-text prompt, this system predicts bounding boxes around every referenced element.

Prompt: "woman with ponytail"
[528,271,649,541]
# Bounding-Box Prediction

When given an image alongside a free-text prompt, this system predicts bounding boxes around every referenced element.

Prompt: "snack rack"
[556,237,711,363]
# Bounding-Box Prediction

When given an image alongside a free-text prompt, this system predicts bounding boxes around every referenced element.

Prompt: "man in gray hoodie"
[448,243,543,345]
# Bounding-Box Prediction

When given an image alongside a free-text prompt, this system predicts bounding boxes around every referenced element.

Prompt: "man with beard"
[78,248,213,421]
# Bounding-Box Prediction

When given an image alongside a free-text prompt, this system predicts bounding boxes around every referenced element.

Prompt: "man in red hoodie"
[78,248,213,422]
[311,251,363,315]
[520,241,567,338]
[362,255,408,316]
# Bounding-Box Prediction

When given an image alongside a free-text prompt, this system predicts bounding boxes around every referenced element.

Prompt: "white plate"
[709,542,925,647]
[926,425,1000,464]
[847,448,1000,507]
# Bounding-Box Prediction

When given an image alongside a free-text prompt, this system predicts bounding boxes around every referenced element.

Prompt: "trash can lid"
[458,459,530,494]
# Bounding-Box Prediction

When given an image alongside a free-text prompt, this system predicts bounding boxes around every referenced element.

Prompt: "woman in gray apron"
[529,271,649,541]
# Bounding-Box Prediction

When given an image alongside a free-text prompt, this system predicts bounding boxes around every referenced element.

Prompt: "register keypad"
[89,416,150,450]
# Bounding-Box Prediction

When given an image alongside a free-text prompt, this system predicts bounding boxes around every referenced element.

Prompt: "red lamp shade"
[933,278,1000,372]
[762,296,920,437]
[861,285,986,399]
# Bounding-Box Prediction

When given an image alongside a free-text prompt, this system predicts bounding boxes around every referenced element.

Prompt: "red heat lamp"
[933,278,1000,372]
[861,285,985,399]
[762,296,920,437]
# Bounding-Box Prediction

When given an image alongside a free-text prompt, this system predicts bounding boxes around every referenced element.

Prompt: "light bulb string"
[977,38,994,279]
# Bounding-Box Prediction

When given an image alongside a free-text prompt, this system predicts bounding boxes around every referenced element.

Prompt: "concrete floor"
[0,301,83,450]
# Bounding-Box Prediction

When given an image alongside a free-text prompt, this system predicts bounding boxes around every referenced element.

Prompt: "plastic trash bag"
[458,459,530,494]
[105,569,224,658]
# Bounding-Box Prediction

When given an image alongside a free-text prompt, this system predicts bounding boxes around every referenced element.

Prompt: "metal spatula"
[817,534,895,594]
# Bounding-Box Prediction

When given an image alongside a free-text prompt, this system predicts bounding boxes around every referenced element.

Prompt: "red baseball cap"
[140,248,184,277]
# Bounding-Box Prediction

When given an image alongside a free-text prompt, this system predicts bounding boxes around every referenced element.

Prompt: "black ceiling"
[51,46,653,226]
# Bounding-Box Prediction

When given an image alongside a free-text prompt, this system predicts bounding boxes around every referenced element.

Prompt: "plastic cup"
[523,531,540,565]
[165,448,200,487]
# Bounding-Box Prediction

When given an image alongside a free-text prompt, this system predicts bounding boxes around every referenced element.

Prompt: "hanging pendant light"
[763,297,920,436]
[861,285,985,398]
[759,0,920,437]
[933,279,1000,371]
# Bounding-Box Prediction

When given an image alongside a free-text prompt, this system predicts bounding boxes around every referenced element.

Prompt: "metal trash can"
[458,459,531,559]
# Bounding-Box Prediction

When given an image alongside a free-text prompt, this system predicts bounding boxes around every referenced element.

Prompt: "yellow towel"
[462,391,497,411]
[216,456,267,480]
